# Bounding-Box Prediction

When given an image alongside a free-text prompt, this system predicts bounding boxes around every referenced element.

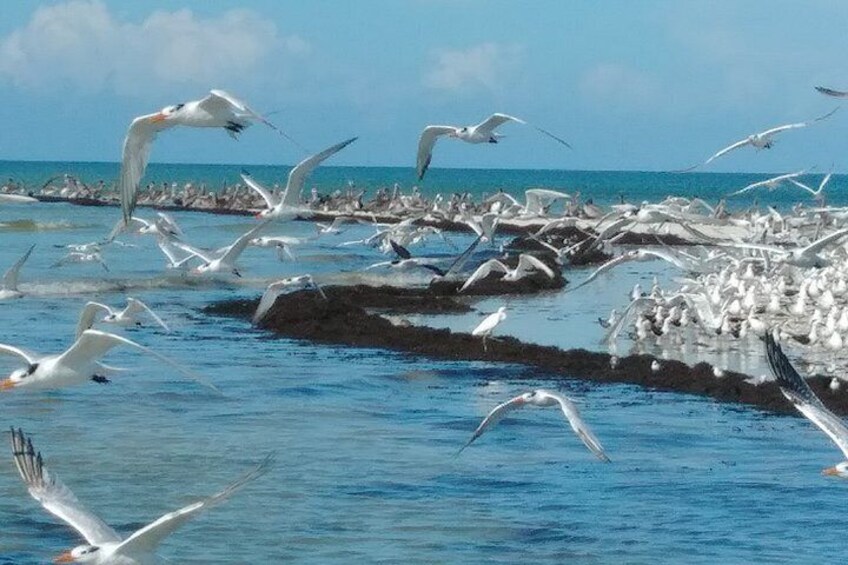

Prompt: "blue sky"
[0,0,847,173]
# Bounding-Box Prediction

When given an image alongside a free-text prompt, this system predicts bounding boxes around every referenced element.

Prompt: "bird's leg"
[482,335,489,353]
[91,375,110,384]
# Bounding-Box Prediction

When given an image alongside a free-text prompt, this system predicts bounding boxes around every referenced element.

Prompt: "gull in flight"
[765,330,848,478]
[0,244,35,300]
[788,171,833,202]
[0,329,209,392]
[175,220,270,276]
[416,113,571,180]
[156,235,195,270]
[725,170,807,197]
[253,275,327,323]
[681,108,837,171]
[472,306,507,352]
[107,212,183,242]
[567,249,700,294]
[75,298,170,338]
[243,137,357,220]
[51,252,109,272]
[249,235,307,262]
[10,428,271,564]
[458,389,610,461]
[120,89,286,223]
[365,240,449,275]
[460,254,555,292]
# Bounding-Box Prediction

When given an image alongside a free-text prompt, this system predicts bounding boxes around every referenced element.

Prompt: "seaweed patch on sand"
[205,285,848,417]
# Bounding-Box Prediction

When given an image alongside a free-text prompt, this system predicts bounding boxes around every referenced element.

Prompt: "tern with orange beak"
[765,329,848,478]
[119,89,286,224]
[0,329,212,392]
[10,428,271,564]
[458,389,610,461]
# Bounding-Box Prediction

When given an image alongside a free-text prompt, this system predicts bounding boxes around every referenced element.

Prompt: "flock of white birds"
[6,83,848,562]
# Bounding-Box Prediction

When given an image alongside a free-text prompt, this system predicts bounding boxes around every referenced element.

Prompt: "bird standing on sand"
[472,306,507,352]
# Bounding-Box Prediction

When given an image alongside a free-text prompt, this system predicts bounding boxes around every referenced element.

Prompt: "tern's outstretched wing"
[701,138,750,167]
[515,254,556,279]
[10,428,122,546]
[459,259,509,292]
[58,330,217,392]
[765,332,848,460]
[115,455,273,556]
[458,394,529,453]
[240,171,278,210]
[416,126,456,180]
[2,244,35,291]
[759,107,838,136]
[124,298,170,333]
[285,137,357,208]
[120,113,170,223]
[545,390,610,462]
[75,302,113,339]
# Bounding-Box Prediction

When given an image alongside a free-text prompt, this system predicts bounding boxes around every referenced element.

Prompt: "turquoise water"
[0,172,845,563]
[0,159,843,209]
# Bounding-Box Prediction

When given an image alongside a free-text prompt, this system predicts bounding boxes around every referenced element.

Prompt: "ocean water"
[0,159,844,210]
[0,168,845,564]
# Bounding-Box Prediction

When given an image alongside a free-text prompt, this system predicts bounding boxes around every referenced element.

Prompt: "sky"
[0,0,847,173]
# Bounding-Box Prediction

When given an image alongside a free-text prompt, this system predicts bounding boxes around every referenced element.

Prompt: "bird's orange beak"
[54,551,74,563]
[822,466,839,476]
[0,379,14,391]
[149,112,167,123]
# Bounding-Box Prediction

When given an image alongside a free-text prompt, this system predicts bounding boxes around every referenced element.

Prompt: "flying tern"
[10,428,270,564]
[416,113,571,180]
[459,389,610,461]
[120,90,286,223]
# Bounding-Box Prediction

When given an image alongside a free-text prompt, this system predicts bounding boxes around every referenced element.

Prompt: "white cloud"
[0,1,308,95]
[579,63,662,111]
[423,42,522,93]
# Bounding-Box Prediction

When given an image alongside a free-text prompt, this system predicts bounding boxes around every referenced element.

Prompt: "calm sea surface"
[0,162,844,564]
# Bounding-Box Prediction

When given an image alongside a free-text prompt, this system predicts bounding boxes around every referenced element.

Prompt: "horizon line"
[0,158,834,178]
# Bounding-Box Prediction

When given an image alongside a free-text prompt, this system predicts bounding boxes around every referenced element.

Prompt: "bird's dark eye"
[87,547,100,554]
[174,103,185,112]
